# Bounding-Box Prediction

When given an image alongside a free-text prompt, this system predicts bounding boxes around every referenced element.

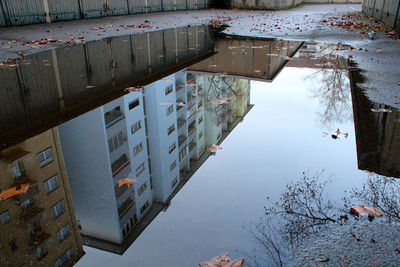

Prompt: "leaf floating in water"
[118,178,137,188]
[0,184,31,201]
[125,86,142,92]
[350,205,384,218]
[160,101,171,105]
[86,85,95,89]
[313,257,329,262]
[176,102,186,107]
[199,253,244,267]
[206,144,225,153]
[371,108,392,113]
[210,97,231,105]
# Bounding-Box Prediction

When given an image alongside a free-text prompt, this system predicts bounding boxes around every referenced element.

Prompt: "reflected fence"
[363,0,400,32]
[0,0,207,26]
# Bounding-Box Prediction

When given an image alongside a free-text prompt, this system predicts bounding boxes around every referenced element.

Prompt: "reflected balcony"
[178,135,187,147]
[105,109,124,128]
[111,154,130,177]
[13,183,40,202]
[29,226,51,247]
[189,141,197,152]
[188,124,196,137]
[21,203,44,224]
[178,118,186,129]
[118,197,135,219]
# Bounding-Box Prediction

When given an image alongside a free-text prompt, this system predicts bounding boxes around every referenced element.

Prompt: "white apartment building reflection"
[57,70,253,254]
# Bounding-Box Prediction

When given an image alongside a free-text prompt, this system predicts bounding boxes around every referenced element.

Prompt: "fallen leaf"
[118,178,137,188]
[86,85,95,89]
[200,253,244,267]
[313,257,329,262]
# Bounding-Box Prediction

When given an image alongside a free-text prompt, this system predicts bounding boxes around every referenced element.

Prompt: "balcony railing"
[188,125,196,136]
[21,204,44,224]
[14,183,39,202]
[177,118,186,129]
[178,135,187,147]
[111,154,130,177]
[29,227,51,247]
[114,184,129,199]
[118,197,135,219]
[105,110,124,128]
[189,141,197,152]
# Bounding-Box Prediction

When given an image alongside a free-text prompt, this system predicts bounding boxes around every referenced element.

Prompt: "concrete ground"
[0,4,399,109]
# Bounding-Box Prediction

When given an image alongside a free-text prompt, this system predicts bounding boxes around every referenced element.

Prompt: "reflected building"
[350,73,400,178]
[0,129,84,266]
[57,69,253,254]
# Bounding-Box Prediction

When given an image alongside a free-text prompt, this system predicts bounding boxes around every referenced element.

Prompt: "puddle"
[0,26,399,267]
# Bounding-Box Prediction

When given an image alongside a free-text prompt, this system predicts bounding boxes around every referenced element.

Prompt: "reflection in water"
[247,171,400,267]
[0,27,399,266]
[288,42,352,131]
[57,69,253,254]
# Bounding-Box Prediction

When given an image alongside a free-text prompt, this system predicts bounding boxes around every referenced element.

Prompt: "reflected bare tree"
[244,171,400,266]
[305,56,353,130]
[345,175,400,224]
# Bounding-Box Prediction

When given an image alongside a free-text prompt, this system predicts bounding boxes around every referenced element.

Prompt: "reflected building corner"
[0,128,84,266]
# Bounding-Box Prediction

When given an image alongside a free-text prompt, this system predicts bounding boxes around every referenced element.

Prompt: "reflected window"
[44,175,59,194]
[169,143,176,154]
[131,121,142,135]
[198,100,203,108]
[51,201,64,219]
[129,99,140,110]
[179,146,187,162]
[8,239,18,250]
[198,116,203,124]
[108,131,127,153]
[34,246,48,261]
[170,160,177,171]
[133,142,143,156]
[37,148,53,167]
[140,201,149,214]
[55,248,73,267]
[136,162,145,177]
[165,85,173,95]
[168,124,175,135]
[11,162,23,178]
[138,182,147,196]
[171,177,178,189]
[166,105,174,116]
[1,211,9,224]
[57,224,70,242]
[199,131,203,138]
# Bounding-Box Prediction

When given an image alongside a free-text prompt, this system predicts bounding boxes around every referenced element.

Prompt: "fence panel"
[81,0,106,18]
[127,0,146,13]
[48,0,81,22]
[2,0,46,25]
[147,0,162,12]
[108,0,128,16]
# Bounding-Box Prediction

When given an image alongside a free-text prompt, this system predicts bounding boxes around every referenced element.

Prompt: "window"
[8,239,18,250]
[169,143,176,154]
[170,160,177,171]
[108,131,127,152]
[136,162,145,177]
[171,177,178,189]
[34,246,47,261]
[129,99,140,110]
[198,116,203,124]
[138,182,147,196]
[198,84,203,92]
[131,121,141,134]
[55,248,73,267]
[11,162,23,178]
[166,105,174,116]
[198,100,203,108]
[51,201,64,219]
[133,143,143,156]
[1,211,9,224]
[44,175,58,194]
[57,225,70,242]
[199,131,203,138]
[217,132,221,140]
[140,201,149,214]
[37,148,53,167]
[167,124,175,135]
[179,146,187,162]
[111,154,129,175]
[165,85,173,95]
